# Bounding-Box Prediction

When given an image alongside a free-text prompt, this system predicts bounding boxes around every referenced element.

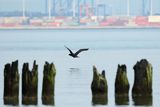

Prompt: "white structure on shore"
[127,0,130,16]
[22,0,26,19]
[72,0,76,17]
[150,0,153,16]
[48,0,52,19]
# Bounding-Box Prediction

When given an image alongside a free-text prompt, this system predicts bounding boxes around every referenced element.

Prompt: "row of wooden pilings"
[91,59,152,105]
[3,59,152,105]
[4,60,56,105]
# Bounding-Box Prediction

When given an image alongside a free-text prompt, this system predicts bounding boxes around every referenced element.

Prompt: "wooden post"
[115,64,129,105]
[91,65,108,105]
[3,60,19,105]
[132,59,152,105]
[22,61,38,105]
[42,62,56,105]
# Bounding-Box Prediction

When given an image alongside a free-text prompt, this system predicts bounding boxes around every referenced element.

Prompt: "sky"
[0,0,159,15]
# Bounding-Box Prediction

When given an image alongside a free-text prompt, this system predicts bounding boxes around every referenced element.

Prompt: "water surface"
[0,28,160,107]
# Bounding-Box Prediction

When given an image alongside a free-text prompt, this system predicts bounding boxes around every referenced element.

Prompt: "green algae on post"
[115,64,130,105]
[42,62,56,105]
[91,65,108,105]
[115,64,130,96]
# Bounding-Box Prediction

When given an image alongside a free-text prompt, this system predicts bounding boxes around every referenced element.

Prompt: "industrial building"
[0,0,160,28]
[44,0,108,17]
[42,0,154,18]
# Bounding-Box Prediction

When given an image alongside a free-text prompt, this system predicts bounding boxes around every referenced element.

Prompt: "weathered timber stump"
[22,61,38,105]
[91,65,108,105]
[115,64,129,105]
[42,62,56,105]
[132,59,152,96]
[132,59,153,106]
[115,64,130,95]
[3,60,19,105]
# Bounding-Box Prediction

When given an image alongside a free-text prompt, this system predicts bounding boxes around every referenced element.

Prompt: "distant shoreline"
[0,26,160,30]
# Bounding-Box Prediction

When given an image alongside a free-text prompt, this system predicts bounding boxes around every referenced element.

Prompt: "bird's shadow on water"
[68,68,80,73]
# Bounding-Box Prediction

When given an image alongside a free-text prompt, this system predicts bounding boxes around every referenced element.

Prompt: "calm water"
[0,29,160,107]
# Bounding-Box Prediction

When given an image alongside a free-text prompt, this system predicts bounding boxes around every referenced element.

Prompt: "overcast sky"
[0,0,159,15]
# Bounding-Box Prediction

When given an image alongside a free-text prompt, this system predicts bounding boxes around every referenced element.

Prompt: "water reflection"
[92,95,108,105]
[132,95,152,106]
[42,97,55,105]
[22,97,37,105]
[115,95,129,105]
[3,97,19,105]
[69,68,80,72]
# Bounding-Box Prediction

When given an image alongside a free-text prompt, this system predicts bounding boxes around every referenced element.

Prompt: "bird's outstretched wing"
[64,46,74,54]
[75,48,89,56]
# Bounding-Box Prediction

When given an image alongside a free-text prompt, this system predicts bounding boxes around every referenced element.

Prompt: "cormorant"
[65,46,89,58]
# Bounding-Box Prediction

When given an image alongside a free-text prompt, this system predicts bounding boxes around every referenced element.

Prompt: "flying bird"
[64,46,89,58]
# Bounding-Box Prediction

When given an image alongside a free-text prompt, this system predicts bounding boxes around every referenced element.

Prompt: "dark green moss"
[42,96,55,105]
[115,64,130,96]
[3,96,19,105]
[132,95,152,106]
[115,95,129,105]
[91,65,108,105]
[22,96,37,105]
[42,62,56,105]
[92,94,108,105]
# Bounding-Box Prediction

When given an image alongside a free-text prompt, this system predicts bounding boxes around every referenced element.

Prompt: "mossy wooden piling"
[3,59,154,105]
[22,61,38,105]
[91,65,108,105]
[115,64,130,95]
[42,62,56,105]
[115,64,129,105]
[132,59,152,96]
[132,59,153,105]
[3,60,19,105]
